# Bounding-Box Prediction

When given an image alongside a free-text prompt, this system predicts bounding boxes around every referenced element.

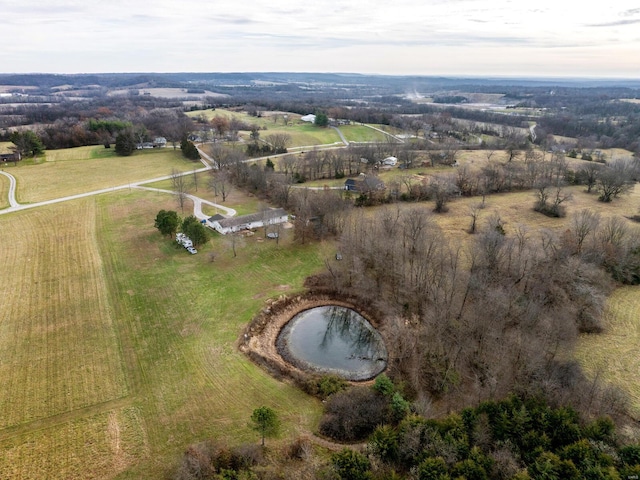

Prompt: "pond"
[276,305,388,381]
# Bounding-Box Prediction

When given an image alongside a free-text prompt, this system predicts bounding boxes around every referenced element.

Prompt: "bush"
[287,436,312,460]
[417,457,450,480]
[319,387,389,442]
[331,449,371,480]
[305,374,348,399]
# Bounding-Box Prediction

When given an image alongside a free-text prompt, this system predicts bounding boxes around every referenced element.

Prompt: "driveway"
[0,170,19,208]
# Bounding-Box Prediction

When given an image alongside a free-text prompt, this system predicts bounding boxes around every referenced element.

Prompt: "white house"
[300,114,316,123]
[209,208,289,235]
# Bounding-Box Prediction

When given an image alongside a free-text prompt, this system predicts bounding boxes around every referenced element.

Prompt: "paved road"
[0,170,19,208]
[331,126,349,146]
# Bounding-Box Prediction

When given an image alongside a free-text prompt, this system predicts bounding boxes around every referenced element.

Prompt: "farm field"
[0,190,325,479]
[7,146,198,203]
[575,286,640,418]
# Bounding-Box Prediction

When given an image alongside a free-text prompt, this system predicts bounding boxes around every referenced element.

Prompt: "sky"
[2,0,639,77]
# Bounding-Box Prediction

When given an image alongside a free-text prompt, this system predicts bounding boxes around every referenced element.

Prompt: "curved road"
[0,170,19,208]
[133,186,236,220]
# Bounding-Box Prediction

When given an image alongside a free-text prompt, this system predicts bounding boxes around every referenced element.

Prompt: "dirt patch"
[239,292,385,388]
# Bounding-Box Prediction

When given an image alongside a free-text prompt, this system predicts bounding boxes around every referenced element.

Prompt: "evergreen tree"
[154,210,180,237]
[180,136,201,160]
[250,406,280,447]
[115,130,136,156]
[314,111,329,127]
[9,130,45,157]
[181,215,208,247]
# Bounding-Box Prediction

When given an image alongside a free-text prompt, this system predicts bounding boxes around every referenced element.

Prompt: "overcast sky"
[3,0,639,77]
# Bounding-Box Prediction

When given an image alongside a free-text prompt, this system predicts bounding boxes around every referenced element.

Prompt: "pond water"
[277,305,388,381]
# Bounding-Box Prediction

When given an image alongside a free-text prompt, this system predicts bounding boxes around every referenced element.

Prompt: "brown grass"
[575,286,640,417]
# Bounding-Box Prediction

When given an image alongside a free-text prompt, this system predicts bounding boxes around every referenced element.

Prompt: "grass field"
[0,173,9,209]
[0,141,14,154]
[0,190,325,479]
[575,286,640,417]
[242,123,342,148]
[339,125,390,143]
[7,146,198,203]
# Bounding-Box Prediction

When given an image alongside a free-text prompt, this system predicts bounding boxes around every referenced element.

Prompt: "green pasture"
[241,123,342,148]
[7,146,198,203]
[0,191,325,479]
[339,125,390,143]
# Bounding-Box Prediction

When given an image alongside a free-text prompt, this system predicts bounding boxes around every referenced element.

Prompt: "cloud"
[587,19,640,27]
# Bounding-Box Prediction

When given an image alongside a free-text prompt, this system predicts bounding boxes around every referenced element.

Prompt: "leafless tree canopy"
[308,204,630,414]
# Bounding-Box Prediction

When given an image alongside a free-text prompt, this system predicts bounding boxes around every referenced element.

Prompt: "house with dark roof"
[208,208,288,235]
[344,174,385,193]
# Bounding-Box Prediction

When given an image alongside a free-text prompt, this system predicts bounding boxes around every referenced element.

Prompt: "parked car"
[186,247,197,255]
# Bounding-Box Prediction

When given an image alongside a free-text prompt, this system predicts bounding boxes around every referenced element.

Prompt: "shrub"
[331,449,371,480]
[287,436,312,460]
[369,425,399,463]
[319,387,389,442]
[305,374,348,399]
[417,457,450,480]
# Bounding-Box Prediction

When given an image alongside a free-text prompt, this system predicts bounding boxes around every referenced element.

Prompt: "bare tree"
[192,167,199,192]
[209,170,231,202]
[265,133,292,153]
[598,216,628,247]
[597,160,634,202]
[428,175,459,213]
[578,162,603,193]
[534,180,572,217]
[570,209,600,254]
[468,204,483,234]
[171,168,188,213]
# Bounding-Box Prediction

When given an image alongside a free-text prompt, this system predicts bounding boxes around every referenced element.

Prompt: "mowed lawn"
[0,173,9,209]
[240,123,342,147]
[8,146,199,204]
[0,190,324,479]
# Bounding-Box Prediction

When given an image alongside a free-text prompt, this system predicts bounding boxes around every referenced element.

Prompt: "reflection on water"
[277,305,388,381]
